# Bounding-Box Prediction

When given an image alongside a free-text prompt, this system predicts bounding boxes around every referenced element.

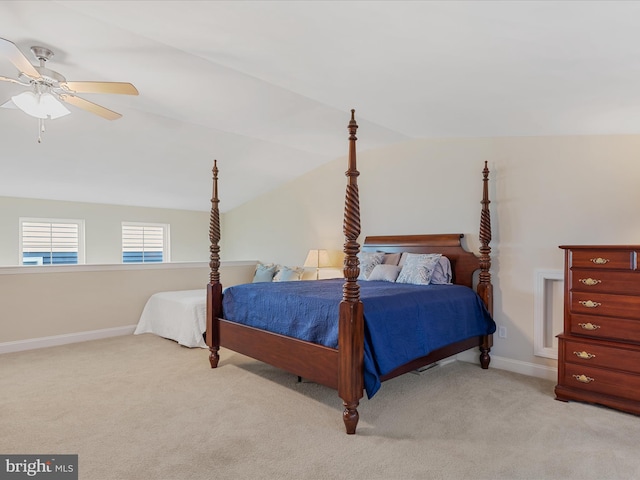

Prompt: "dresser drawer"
[562,338,640,374]
[570,269,640,295]
[562,363,640,402]
[570,314,640,343]
[569,249,635,270]
[570,291,640,320]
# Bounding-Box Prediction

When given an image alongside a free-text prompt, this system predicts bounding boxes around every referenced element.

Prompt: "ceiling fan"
[0,37,138,141]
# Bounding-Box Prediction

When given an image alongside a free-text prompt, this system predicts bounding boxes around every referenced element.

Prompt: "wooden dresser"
[556,245,640,415]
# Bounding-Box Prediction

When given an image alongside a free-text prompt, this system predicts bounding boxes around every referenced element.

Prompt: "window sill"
[0,260,255,275]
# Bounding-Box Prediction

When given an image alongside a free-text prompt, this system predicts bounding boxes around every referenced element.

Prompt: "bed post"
[477,161,493,368]
[206,160,223,368]
[339,109,364,434]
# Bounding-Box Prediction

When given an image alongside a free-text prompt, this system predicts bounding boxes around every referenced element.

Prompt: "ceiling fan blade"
[0,75,25,86]
[61,81,138,96]
[0,38,40,79]
[0,99,17,109]
[58,94,122,120]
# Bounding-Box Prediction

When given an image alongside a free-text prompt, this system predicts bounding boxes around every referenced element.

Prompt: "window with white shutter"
[19,218,85,265]
[122,222,169,263]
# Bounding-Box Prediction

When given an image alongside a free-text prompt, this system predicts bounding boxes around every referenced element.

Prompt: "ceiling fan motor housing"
[25,46,65,86]
[32,65,66,86]
[30,46,54,63]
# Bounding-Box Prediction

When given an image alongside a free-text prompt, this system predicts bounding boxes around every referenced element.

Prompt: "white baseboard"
[1,328,559,383]
[456,350,557,382]
[0,325,137,354]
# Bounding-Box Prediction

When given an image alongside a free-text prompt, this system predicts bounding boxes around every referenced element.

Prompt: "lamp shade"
[39,93,71,119]
[304,249,330,268]
[11,91,46,118]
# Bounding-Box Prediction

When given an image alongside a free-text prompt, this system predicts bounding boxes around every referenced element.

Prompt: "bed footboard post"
[478,161,493,369]
[340,300,363,433]
[207,160,222,368]
[339,110,364,434]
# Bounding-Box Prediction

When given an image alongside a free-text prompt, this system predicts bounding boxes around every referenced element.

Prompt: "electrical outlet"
[498,326,507,339]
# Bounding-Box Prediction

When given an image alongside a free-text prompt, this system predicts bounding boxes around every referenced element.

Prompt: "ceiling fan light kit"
[11,90,71,119]
[0,38,138,142]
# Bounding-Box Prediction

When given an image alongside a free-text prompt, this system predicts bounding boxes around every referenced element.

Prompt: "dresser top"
[559,245,640,250]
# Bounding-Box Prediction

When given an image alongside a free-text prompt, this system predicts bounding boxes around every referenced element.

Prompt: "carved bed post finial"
[339,109,364,434]
[343,108,361,293]
[209,160,221,285]
[478,160,493,368]
[207,159,222,368]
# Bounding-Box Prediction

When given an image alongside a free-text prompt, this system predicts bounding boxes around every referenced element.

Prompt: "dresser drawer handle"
[578,300,601,308]
[579,278,601,286]
[573,374,595,384]
[590,257,610,265]
[573,351,596,360]
[578,322,601,331]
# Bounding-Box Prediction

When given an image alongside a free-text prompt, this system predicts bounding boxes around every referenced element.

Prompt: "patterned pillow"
[273,265,304,282]
[367,264,402,282]
[357,251,385,280]
[252,262,277,283]
[396,253,442,285]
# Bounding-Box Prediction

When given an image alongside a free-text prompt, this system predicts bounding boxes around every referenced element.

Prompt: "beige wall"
[221,134,640,374]
[0,197,227,348]
[0,196,210,265]
[0,262,255,344]
[5,133,640,369]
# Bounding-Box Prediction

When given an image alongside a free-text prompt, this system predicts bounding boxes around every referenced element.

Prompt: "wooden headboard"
[361,234,480,289]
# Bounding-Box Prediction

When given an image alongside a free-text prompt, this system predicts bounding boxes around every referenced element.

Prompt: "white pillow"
[273,265,304,282]
[368,264,402,282]
[381,252,402,266]
[396,253,442,285]
[357,251,385,280]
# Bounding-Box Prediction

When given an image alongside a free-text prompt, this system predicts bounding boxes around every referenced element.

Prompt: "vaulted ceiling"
[1,1,639,212]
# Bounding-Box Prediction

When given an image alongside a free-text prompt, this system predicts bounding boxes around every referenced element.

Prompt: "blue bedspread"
[222,279,495,398]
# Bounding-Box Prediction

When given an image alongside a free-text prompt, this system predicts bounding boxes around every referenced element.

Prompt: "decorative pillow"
[357,251,385,280]
[368,264,402,282]
[252,262,277,283]
[380,252,402,266]
[396,253,442,285]
[273,265,304,282]
[398,253,452,283]
[431,256,453,285]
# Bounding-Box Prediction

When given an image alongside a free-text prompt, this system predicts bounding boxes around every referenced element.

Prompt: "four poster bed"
[206,110,495,434]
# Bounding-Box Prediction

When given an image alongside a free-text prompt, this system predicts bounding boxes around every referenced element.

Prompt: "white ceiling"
[2,1,640,212]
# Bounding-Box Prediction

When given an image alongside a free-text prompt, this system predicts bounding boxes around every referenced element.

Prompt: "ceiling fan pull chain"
[37,118,45,143]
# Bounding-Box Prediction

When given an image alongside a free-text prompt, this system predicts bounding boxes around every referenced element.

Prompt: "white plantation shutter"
[122,223,169,263]
[20,219,84,265]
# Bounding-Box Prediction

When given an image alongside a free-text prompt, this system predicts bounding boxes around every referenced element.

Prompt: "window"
[19,218,85,265]
[122,222,170,263]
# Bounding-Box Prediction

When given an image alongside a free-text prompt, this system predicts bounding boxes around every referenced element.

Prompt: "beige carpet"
[1,334,639,480]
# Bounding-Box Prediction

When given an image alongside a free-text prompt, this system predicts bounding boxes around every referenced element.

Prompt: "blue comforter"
[222,279,495,398]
